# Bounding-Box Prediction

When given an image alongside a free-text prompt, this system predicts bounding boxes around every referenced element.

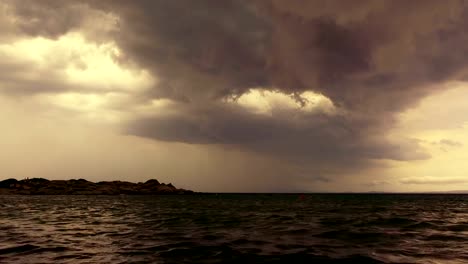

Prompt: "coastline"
[0,178,194,195]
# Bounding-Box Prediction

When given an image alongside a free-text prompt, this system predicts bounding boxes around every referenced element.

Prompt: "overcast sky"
[1,0,468,192]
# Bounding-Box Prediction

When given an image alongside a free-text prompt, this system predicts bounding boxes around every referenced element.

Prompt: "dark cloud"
[87,0,271,101]
[432,139,463,152]
[438,139,463,148]
[127,103,430,168]
[100,0,461,170]
[3,0,468,179]
[310,176,331,183]
[2,0,99,38]
[265,0,467,112]
[364,180,390,187]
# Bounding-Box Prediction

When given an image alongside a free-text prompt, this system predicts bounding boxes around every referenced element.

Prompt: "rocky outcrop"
[0,178,194,195]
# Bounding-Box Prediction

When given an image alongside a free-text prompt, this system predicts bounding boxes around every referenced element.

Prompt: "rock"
[27,178,50,185]
[0,179,18,188]
[145,179,160,185]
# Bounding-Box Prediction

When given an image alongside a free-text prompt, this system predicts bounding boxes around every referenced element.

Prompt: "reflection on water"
[1,194,468,263]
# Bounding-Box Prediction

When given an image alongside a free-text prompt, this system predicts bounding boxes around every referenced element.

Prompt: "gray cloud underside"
[3,0,468,176]
[437,139,463,148]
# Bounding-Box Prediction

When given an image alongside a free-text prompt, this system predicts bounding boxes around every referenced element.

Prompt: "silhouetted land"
[0,178,194,195]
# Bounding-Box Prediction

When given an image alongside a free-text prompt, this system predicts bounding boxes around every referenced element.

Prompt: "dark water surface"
[1,194,468,263]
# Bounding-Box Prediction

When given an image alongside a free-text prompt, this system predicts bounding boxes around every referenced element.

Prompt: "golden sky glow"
[227,89,336,116]
[0,33,155,91]
[379,83,468,192]
[0,32,158,124]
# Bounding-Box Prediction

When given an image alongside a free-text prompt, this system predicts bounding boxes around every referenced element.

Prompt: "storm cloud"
[98,1,467,166]
[2,0,468,186]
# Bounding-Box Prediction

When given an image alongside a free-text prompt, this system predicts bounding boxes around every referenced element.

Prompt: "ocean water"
[0,194,468,263]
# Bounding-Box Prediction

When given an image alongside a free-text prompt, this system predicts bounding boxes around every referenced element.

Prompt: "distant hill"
[0,178,194,195]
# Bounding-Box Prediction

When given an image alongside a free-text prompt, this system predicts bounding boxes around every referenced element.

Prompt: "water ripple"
[1,194,468,263]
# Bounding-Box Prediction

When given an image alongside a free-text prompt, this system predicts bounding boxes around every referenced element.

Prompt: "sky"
[1,0,468,192]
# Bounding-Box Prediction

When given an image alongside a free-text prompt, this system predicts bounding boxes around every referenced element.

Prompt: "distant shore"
[0,178,194,195]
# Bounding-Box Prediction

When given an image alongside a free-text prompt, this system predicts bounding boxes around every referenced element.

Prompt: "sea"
[0,194,467,263]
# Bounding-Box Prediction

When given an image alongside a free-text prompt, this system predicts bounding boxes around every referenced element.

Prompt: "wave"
[1,194,468,263]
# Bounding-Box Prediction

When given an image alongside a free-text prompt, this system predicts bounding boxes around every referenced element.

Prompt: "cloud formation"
[437,139,463,148]
[95,0,466,166]
[400,177,468,185]
[2,0,468,187]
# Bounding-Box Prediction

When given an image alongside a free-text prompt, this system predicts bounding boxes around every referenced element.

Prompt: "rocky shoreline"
[0,178,194,195]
